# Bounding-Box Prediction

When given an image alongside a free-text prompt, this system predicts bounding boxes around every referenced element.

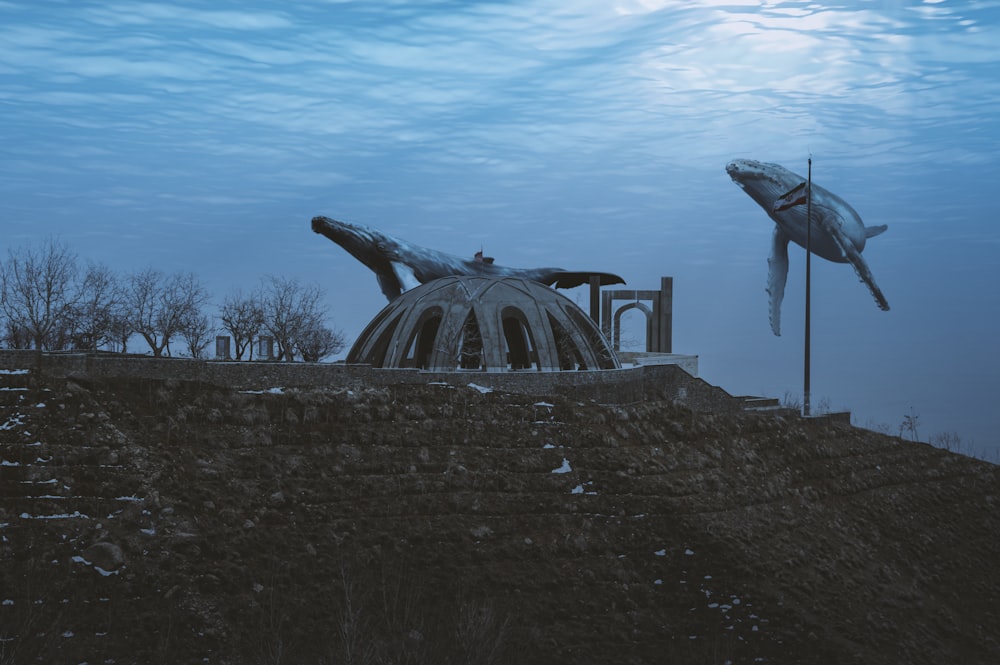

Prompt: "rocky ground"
[1,369,998,664]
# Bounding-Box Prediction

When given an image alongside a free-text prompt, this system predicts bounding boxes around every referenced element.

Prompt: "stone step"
[739,396,786,412]
[6,494,145,520]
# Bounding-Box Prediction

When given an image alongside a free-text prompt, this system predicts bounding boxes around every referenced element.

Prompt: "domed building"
[347,276,620,372]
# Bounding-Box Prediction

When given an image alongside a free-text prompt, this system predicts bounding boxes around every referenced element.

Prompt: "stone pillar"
[589,274,601,325]
[658,276,673,353]
[258,336,274,360]
[215,336,231,360]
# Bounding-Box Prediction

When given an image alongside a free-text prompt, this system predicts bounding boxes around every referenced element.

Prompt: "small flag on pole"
[772,181,809,212]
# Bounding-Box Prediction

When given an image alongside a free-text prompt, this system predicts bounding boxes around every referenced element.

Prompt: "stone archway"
[600,277,672,353]
[612,301,652,352]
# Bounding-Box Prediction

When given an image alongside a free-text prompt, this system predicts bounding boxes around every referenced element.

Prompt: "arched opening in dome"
[565,306,617,370]
[357,310,403,367]
[548,312,586,370]
[401,307,443,369]
[457,309,483,370]
[501,307,538,371]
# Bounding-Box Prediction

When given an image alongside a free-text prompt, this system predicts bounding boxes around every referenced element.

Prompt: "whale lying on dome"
[311,215,625,301]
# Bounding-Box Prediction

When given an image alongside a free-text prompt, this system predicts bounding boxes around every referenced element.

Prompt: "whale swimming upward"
[311,216,625,301]
[725,159,890,336]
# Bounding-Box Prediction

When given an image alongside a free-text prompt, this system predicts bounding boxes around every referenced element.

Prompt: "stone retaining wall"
[0,349,742,412]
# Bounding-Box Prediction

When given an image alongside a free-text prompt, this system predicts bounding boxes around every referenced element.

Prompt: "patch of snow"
[1,599,12,605]
[654,579,663,585]
[570,485,584,494]
[550,458,572,474]
[70,555,119,577]
[1,415,26,430]
[20,511,90,520]
[543,442,556,449]
[0,387,28,391]
[35,402,46,408]
[534,401,554,408]
[468,383,492,394]
[1,460,19,467]
[0,369,29,374]
[685,548,695,555]
[116,495,143,502]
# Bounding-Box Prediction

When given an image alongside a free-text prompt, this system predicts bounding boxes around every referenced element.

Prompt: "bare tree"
[178,310,214,359]
[219,289,264,360]
[107,298,134,354]
[0,237,79,350]
[125,268,209,357]
[296,320,347,362]
[258,275,331,361]
[1,319,31,350]
[71,262,123,351]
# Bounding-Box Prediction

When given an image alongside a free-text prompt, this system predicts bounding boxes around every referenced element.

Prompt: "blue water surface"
[1,1,998,457]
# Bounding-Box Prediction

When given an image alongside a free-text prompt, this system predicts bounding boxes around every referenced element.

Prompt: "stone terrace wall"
[0,350,742,413]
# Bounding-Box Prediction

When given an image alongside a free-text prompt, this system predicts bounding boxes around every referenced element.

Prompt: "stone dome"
[347,276,620,372]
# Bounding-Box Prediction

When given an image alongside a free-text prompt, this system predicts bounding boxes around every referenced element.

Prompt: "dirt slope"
[2,373,998,664]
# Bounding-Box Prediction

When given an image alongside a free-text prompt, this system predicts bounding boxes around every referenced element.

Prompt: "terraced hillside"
[1,369,998,664]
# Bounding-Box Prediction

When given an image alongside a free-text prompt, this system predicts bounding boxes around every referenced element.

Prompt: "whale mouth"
[312,216,368,244]
[726,159,799,208]
[726,159,770,182]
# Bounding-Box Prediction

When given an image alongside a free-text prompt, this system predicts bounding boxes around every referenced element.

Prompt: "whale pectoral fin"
[827,225,891,312]
[768,227,790,336]
[376,271,402,301]
[391,261,423,292]
[865,224,888,239]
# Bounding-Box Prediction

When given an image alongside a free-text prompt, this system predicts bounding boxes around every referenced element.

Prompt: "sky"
[2,0,999,459]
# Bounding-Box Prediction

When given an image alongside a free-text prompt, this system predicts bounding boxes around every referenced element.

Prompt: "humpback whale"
[725,159,890,336]
[311,216,625,301]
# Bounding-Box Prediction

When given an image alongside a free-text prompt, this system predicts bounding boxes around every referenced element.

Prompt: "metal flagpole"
[803,157,812,417]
